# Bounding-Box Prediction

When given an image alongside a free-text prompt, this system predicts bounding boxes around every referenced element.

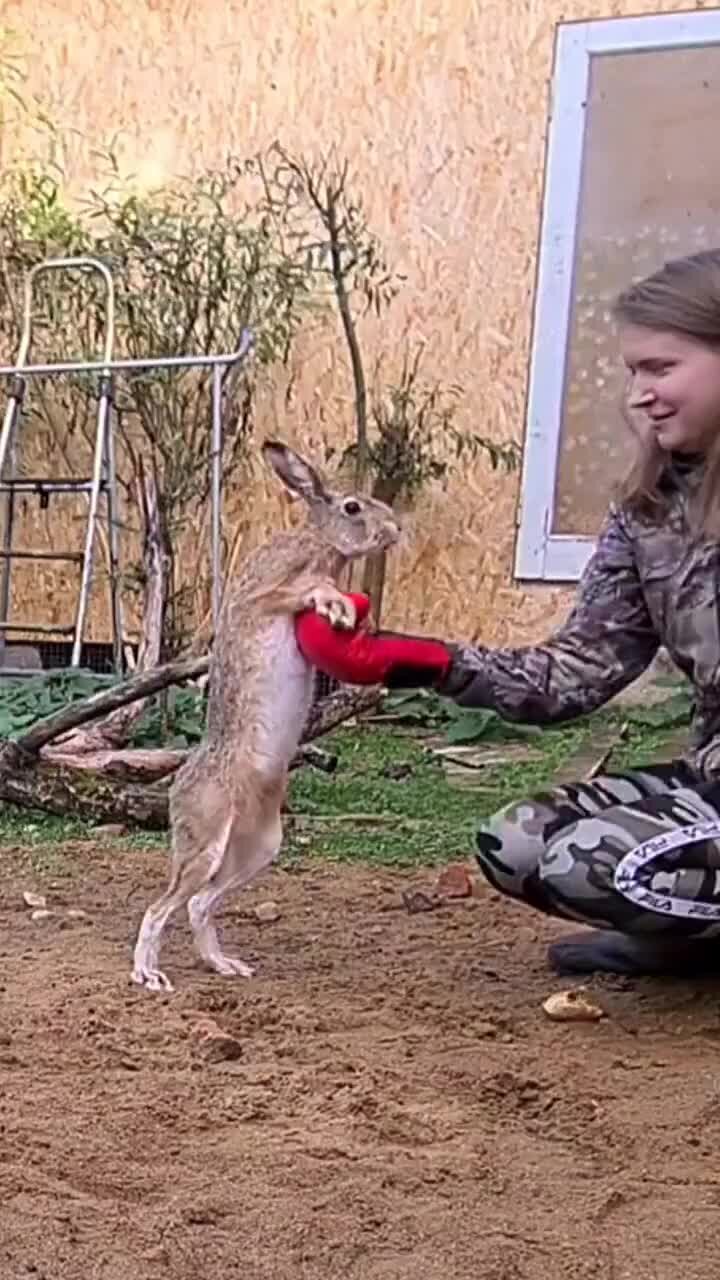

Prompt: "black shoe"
[548,929,720,978]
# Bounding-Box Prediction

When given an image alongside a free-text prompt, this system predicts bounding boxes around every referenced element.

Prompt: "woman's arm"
[295,508,660,725]
[441,508,660,723]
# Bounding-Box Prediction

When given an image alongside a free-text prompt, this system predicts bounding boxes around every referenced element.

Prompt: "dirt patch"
[1,842,719,1280]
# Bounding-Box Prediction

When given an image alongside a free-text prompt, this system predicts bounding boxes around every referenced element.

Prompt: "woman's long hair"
[613,248,720,537]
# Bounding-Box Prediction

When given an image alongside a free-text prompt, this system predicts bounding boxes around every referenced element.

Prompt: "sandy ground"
[1,840,718,1280]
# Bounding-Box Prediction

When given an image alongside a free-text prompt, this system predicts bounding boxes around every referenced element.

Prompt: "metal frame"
[0,255,253,671]
[514,8,720,583]
[0,256,123,669]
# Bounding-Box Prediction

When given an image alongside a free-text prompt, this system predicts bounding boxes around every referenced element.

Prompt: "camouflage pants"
[475,760,720,938]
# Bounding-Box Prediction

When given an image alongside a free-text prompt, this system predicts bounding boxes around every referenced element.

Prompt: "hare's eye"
[343,499,361,516]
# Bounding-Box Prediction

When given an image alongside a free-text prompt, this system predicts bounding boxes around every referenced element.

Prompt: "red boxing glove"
[295,592,453,689]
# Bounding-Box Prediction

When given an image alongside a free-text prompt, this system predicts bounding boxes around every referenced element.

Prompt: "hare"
[131,439,400,993]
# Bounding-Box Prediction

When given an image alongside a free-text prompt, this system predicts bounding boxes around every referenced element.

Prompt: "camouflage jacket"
[441,456,720,777]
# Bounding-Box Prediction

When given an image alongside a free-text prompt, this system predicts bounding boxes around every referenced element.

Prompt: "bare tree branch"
[15,654,208,756]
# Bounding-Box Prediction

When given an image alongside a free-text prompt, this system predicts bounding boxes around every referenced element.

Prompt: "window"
[514,10,720,581]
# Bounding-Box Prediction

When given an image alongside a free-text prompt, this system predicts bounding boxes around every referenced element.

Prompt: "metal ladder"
[0,256,123,673]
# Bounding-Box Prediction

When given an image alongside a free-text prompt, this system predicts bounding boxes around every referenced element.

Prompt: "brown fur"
[131,440,399,993]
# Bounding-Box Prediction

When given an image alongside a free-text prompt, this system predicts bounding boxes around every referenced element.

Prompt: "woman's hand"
[295,593,453,689]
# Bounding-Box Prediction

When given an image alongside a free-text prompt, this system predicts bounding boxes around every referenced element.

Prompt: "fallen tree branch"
[42,745,189,782]
[15,653,209,755]
[0,746,173,828]
[17,670,380,760]
[301,683,383,741]
[0,681,382,828]
[35,686,379,782]
[0,743,340,829]
[40,741,338,783]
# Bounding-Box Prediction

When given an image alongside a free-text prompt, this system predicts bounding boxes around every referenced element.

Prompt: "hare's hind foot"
[131,962,174,994]
[187,815,284,981]
[189,896,256,979]
[205,952,255,979]
[130,810,237,995]
[131,903,176,992]
[131,905,177,994]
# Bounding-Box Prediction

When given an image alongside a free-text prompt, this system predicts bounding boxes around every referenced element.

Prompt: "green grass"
[0,689,693,875]
[287,724,548,866]
[285,697,690,866]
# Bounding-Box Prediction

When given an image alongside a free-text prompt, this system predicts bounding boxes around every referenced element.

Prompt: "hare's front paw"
[309,586,357,632]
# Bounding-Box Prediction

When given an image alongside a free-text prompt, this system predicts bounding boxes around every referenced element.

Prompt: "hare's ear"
[262,439,329,504]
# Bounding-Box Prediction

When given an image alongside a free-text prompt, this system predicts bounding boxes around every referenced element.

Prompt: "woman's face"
[620,324,720,454]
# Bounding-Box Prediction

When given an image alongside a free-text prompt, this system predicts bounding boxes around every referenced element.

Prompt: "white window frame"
[514,8,720,583]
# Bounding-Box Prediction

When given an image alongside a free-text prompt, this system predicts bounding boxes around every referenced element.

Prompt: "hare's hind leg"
[188,808,283,978]
[131,812,233,994]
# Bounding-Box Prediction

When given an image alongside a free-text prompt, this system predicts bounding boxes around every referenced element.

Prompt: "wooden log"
[0,683,382,827]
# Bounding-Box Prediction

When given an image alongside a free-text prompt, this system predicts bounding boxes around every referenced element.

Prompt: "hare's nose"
[385,518,402,542]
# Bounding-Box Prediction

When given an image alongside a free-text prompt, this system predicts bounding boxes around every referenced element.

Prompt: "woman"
[295,248,720,978]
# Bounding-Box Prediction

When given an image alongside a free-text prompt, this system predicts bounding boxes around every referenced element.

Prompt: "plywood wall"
[0,0,708,650]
